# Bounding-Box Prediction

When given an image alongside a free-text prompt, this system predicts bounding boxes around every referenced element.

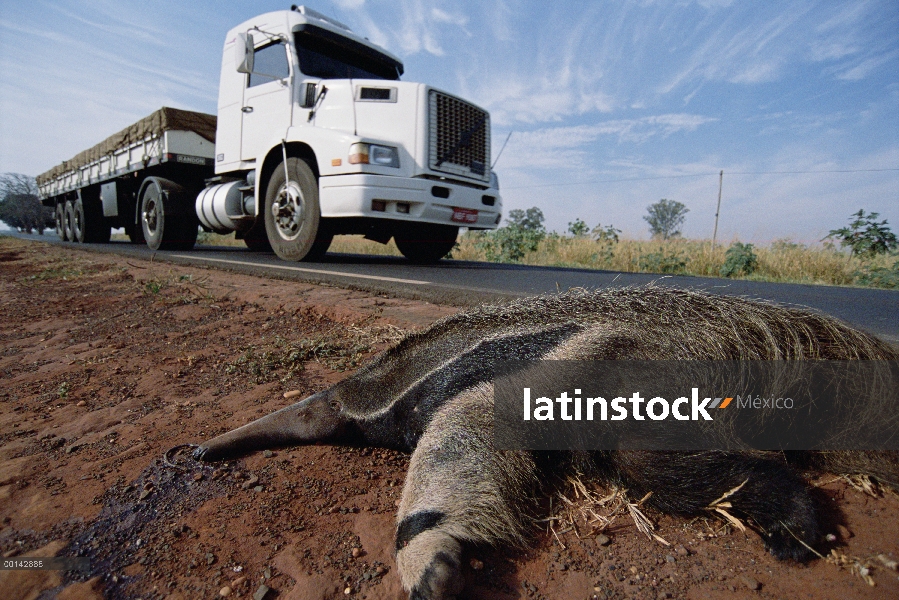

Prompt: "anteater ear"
[193,390,347,461]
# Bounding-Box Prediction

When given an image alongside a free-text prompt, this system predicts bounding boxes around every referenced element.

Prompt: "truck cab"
[199,6,501,262]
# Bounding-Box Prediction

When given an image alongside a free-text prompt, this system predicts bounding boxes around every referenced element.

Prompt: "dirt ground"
[0,235,897,600]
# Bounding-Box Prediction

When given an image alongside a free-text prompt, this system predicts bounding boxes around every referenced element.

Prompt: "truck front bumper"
[319,174,501,229]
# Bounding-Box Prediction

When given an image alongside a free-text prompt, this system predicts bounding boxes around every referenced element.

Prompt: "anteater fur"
[195,286,899,600]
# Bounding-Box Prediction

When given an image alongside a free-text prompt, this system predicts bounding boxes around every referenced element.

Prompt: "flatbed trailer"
[37,107,216,247]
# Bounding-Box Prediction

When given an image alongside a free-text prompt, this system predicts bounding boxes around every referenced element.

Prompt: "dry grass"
[183,230,898,288]
[544,474,671,549]
[453,233,898,288]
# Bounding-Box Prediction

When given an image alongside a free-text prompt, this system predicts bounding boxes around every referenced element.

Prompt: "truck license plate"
[451,208,479,224]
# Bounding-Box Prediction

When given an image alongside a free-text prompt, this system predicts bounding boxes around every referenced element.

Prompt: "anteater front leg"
[394,385,538,600]
[193,390,349,461]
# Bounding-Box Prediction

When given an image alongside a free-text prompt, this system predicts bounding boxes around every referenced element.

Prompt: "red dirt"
[0,236,897,600]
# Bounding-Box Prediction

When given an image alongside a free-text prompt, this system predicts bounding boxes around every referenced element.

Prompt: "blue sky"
[1,0,897,242]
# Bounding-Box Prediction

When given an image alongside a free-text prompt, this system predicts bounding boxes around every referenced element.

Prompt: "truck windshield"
[294,26,402,80]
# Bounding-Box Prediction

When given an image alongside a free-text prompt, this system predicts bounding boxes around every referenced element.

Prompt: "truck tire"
[264,157,324,261]
[394,224,459,264]
[71,200,87,243]
[56,203,67,241]
[64,201,80,242]
[139,177,199,251]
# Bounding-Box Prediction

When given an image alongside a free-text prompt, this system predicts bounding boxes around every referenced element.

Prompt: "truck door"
[240,40,292,161]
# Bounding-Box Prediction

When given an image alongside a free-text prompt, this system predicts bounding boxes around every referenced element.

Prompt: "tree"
[644,198,688,240]
[0,173,52,234]
[507,207,546,235]
[824,209,898,258]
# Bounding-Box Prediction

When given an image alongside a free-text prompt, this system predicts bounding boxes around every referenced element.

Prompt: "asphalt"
[6,232,898,343]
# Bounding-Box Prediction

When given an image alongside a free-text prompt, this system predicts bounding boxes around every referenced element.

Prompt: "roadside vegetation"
[190,202,899,290]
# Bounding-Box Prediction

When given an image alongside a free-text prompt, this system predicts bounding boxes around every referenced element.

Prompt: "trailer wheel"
[63,201,78,242]
[56,203,67,241]
[264,157,323,261]
[139,177,198,251]
[70,199,87,242]
[394,224,459,264]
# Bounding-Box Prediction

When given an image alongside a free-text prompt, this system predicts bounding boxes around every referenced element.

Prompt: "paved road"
[7,233,898,343]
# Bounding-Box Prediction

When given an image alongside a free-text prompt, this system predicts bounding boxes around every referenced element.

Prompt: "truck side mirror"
[235,33,255,74]
[302,83,317,108]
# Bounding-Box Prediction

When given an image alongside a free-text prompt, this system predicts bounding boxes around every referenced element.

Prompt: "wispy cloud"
[499,114,717,170]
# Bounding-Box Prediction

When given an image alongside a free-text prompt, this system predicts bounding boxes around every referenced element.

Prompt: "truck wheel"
[64,202,78,242]
[264,157,323,261]
[394,224,459,264]
[305,229,333,261]
[56,203,67,241]
[126,223,145,245]
[71,200,87,243]
[140,177,198,251]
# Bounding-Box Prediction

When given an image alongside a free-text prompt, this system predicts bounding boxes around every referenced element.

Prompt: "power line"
[502,167,899,190]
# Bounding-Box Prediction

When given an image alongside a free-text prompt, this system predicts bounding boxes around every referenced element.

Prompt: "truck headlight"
[348,143,399,168]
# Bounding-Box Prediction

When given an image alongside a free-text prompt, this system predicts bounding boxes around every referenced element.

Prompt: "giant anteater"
[195,286,899,599]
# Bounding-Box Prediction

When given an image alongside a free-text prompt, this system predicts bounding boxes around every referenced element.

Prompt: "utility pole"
[712,170,723,247]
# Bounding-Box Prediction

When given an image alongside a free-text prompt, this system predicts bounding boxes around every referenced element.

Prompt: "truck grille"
[428,90,490,182]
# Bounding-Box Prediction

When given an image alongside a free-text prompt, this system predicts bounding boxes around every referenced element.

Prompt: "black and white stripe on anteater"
[194,286,899,600]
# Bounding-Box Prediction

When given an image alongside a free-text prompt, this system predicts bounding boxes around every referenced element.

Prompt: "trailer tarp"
[36,107,217,186]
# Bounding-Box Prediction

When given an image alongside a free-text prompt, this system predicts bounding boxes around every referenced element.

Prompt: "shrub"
[720,242,759,277]
[638,250,688,274]
[474,207,546,262]
[854,261,899,289]
[567,218,590,237]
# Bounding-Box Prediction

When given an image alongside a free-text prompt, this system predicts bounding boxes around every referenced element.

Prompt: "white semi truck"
[37,5,502,263]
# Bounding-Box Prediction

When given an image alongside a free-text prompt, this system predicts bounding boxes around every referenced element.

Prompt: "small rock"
[241,475,259,490]
[76,400,86,407]
[139,489,152,501]
[193,473,204,482]
[740,575,760,591]
[351,547,361,558]
[206,553,216,566]
[219,586,232,597]
[825,533,837,542]
[344,587,352,595]
[232,576,247,587]
[665,555,676,563]
[263,450,273,458]
[253,584,271,600]
[375,565,386,575]
[253,485,264,493]
[470,558,484,570]
[836,524,853,539]
[596,534,611,546]
[675,545,689,556]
